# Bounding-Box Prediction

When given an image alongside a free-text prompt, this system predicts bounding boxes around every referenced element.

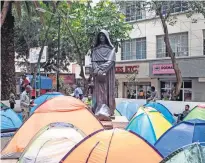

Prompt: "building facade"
[116,2,205,102]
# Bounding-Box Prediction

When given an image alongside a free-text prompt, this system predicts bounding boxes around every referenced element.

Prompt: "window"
[160,81,192,101]
[156,32,188,58]
[124,2,144,22]
[122,38,146,60]
[162,1,188,15]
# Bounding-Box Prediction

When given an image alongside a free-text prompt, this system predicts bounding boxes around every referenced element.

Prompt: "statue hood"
[94,29,114,48]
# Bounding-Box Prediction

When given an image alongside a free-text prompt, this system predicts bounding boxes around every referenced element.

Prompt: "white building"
[116,1,205,102]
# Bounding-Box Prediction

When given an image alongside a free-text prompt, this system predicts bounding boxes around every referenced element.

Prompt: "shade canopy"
[60,129,163,163]
[116,101,139,120]
[183,104,205,121]
[30,92,63,114]
[126,107,172,145]
[1,96,103,156]
[161,142,205,163]
[144,102,175,124]
[155,119,205,157]
[19,122,85,163]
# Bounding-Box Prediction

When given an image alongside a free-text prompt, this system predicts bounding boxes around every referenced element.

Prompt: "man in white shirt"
[20,85,34,122]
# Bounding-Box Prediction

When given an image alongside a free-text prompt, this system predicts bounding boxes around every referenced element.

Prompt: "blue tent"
[155,119,205,157]
[144,102,175,124]
[1,104,22,132]
[30,92,63,115]
[116,101,139,121]
[27,75,52,89]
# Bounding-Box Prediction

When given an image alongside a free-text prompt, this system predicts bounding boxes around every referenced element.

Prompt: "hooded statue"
[91,30,116,116]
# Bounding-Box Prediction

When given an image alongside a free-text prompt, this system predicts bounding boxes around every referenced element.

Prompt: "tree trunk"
[1,2,16,100]
[158,11,182,98]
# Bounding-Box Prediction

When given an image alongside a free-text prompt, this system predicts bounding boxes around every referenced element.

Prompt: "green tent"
[161,143,205,163]
[114,109,122,116]
[183,104,205,121]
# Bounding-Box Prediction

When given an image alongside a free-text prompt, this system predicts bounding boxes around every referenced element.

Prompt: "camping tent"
[116,101,139,120]
[114,109,121,116]
[161,142,205,163]
[183,104,205,121]
[18,122,85,163]
[60,129,163,163]
[30,92,63,115]
[1,96,103,156]
[126,107,172,145]
[1,104,22,133]
[144,102,175,124]
[155,119,205,157]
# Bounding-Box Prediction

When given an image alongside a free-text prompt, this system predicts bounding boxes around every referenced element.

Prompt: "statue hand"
[97,70,104,76]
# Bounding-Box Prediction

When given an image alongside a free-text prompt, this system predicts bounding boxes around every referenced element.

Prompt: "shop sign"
[152,64,175,74]
[115,65,139,74]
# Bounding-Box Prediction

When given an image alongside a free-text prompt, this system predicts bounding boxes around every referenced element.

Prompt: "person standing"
[21,74,30,93]
[74,84,83,100]
[147,86,158,103]
[9,91,16,109]
[20,85,33,122]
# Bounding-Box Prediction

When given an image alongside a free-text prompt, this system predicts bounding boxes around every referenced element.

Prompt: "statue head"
[94,29,114,48]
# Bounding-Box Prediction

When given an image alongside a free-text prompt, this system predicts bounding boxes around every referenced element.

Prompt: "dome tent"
[161,142,205,163]
[60,129,163,163]
[1,96,103,156]
[18,122,85,163]
[126,107,172,145]
[144,102,175,124]
[116,101,139,120]
[155,119,205,157]
[183,104,205,121]
[30,92,63,115]
[1,103,22,133]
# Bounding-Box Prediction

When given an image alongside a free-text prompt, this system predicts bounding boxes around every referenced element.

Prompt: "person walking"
[9,91,16,109]
[20,85,33,122]
[147,86,158,103]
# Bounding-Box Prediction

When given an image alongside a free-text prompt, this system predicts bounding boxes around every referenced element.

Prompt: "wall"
[116,13,205,61]
[192,78,205,102]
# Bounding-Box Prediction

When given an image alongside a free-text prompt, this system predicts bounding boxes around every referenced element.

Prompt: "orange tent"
[1,96,103,156]
[60,129,163,163]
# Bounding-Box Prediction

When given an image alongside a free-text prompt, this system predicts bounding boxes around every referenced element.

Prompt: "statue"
[91,29,116,116]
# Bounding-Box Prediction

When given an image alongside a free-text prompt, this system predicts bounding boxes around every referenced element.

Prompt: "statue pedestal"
[100,116,128,130]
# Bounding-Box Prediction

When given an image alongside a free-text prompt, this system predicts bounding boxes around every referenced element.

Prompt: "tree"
[58,0,133,94]
[118,1,205,100]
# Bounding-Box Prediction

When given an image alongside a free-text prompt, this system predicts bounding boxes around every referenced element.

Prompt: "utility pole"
[57,16,61,92]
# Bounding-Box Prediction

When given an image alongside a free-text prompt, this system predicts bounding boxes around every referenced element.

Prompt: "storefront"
[115,61,151,99]
[150,56,205,102]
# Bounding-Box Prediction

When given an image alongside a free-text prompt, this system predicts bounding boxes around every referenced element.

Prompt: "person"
[74,85,83,100]
[147,86,158,103]
[21,74,30,92]
[20,85,34,122]
[85,96,92,106]
[91,29,116,115]
[174,104,190,122]
[9,91,16,109]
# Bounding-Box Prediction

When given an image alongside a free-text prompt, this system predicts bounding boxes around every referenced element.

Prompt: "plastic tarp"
[19,123,85,163]
[1,107,22,131]
[126,107,172,145]
[116,101,139,121]
[155,119,205,157]
[161,143,205,163]
[30,92,63,115]
[145,102,175,124]
[60,129,163,163]
[184,105,205,121]
[27,75,52,89]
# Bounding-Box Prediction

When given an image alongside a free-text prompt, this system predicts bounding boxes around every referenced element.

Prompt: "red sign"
[115,65,139,74]
[152,64,175,74]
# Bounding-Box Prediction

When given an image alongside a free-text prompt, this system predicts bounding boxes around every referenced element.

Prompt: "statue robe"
[91,44,115,115]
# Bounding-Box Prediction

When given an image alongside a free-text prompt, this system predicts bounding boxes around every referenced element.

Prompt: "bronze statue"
[91,30,116,116]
